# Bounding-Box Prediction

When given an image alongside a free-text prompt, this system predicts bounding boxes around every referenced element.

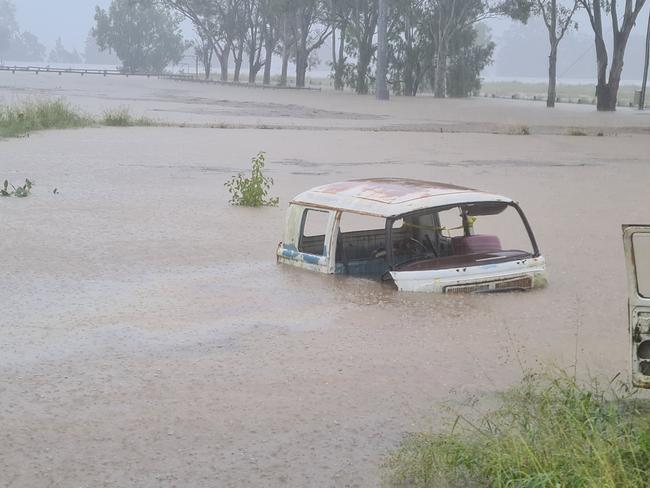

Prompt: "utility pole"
[640,7,650,110]
[376,0,389,100]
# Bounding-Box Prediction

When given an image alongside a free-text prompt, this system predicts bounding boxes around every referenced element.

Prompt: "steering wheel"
[424,234,439,257]
[407,237,428,253]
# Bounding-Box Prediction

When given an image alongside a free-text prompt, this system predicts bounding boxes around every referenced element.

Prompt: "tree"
[445,24,495,96]
[329,0,352,90]
[534,0,578,107]
[10,32,46,61]
[376,0,390,99]
[638,5,649,109]
[289,0,332,87]
[0,0,17,56]
[260,0,282,84]
[194,34,214,78]
[347,0,379,94]
[578,0,648,110]
[84,31,119,65]
[243,0,266,82]
[388,0,428,96]
[428,0,529,97]
[93,0,187,73]
[48,37,82,64]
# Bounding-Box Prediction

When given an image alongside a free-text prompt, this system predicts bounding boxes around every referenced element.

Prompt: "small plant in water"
[1,178,33,197]
[225,151,279,207]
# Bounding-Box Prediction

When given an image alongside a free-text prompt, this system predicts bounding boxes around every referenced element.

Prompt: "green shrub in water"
[225,151,278,207]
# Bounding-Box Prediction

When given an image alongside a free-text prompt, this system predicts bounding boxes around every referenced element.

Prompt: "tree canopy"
[93,0,188,73]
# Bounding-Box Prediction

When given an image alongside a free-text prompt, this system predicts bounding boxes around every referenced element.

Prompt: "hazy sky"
[15,0,112,51]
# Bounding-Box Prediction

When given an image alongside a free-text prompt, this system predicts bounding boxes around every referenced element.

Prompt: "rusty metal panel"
[291,178,512,218]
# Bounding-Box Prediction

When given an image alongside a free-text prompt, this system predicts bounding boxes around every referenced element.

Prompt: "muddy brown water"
[1,75,650,487]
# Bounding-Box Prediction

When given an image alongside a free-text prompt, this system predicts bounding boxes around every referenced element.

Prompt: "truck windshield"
[390,202,537,271]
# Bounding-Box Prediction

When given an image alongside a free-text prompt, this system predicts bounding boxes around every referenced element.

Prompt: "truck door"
[623,225,650,388]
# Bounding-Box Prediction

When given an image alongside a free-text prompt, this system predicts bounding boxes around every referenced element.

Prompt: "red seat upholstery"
[452,235,502,255]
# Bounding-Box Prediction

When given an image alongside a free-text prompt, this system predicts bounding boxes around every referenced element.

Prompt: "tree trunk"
[296,48,307,88]
[639,8,650,110]
[333,23,346,90]
[233,44,244,82]
[433,41,448,98]
[376,0,389,100]
[594,36,610,110]
[263,38,273,85]
[356,51,371,94]
[280,49,289,86]
[547,44,558,107]
[217,45,230,81]
[605,38,627,110]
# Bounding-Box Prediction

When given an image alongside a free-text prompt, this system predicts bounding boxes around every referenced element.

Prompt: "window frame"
[298,208,331,257]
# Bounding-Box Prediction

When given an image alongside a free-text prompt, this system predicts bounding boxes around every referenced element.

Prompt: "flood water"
[1,74,650,487]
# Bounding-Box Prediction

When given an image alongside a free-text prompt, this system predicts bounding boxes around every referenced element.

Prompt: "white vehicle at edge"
[277,178,547,294]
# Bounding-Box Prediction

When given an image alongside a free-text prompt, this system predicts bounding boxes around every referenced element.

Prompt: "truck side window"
[299,209,329,256]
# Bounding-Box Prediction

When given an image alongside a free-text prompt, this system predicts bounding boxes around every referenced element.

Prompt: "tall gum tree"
[163,0,233,81]
[428,0,529,98]
[289,0,331,87]
[534,0,578,107]
[578,0,648,110]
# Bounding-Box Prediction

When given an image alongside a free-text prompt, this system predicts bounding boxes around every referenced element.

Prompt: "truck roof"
[290,178,512,218]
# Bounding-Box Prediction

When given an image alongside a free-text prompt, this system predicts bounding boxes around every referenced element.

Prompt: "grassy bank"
[0,100,158,138]
[480,81,648,108]
[0,99,93,138]
[385,371,650,488]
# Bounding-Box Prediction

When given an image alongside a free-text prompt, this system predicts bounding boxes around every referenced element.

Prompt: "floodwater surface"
[1,75,650,487]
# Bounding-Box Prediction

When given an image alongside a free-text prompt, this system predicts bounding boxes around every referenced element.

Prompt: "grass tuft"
[384,370,650,488]
[507,124,530,135]
[0,99,92,138]
[568,127,588,136]
[102,107,156,127]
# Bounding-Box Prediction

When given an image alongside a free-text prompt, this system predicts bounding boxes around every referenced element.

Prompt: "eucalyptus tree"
[640,7,650,109]
[427,0,529,97]
[329,0,353,90]
[376,0,390,99]
[347,0,379,94]
[260,0,283,84]
[162,0,232,80]
[388,0,429,96]
[243,0,266,82]
[578,0,648,110]
[94,0,187,73]
[533,0,578,107]
[0,0,17,55]
[288,0,332,87]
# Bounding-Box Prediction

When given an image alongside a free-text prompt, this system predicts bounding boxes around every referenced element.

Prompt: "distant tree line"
[160,0,531,98]
[159,0,648,110]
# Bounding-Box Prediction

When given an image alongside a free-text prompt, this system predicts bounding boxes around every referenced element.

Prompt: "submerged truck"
[277,178,547,293]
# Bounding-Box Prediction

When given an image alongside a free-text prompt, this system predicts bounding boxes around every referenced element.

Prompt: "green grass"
[567,127,589,136]
[0,99,93,137]
[0,100,160,138]
[384,371,650,488]
[101,107,156,127]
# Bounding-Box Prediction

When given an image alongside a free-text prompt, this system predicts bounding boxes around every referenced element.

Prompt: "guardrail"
[0,65,322,91]
[160,73,321,91]
[0,65,159,77]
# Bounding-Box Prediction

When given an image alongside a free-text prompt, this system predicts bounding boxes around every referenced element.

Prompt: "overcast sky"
[14,0,112,51]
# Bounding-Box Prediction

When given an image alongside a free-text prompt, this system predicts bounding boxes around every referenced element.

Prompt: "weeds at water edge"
[384,369,650,488]
[0,99,92,138]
